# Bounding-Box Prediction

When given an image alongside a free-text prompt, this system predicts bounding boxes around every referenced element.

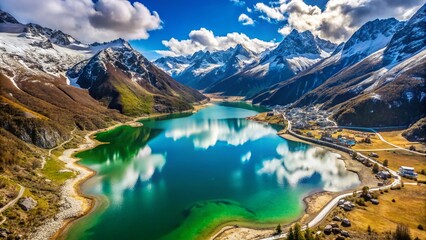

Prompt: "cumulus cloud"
[157,28,276,57]
[230,0,246,7]
[255,2,285,22]
[257,0,424,42]
[238,13,255,26]
[0,0,162,43]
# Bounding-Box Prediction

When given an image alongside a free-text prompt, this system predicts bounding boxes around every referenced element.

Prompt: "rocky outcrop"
[403,117,426,142]
[18,197,37,211]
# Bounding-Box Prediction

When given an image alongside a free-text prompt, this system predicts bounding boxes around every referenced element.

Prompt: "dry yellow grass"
[0,96,48,120]
[300,129,322,139]
[348,185,426,239]
[379,130,426,152]
[247,112,286,126]
[364,150,426,173]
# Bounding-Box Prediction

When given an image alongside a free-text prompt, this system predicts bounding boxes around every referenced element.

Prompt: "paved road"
[340,126,425,156]
[355,148,400,151]
[260,115,402,240]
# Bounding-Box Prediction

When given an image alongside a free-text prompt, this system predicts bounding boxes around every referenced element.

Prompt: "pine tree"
[304,227,314,240]
[287,227,294,240]
[294,223,306,240]
[393,224,412,240]
[276,224,282,234]
[373,163,380,173]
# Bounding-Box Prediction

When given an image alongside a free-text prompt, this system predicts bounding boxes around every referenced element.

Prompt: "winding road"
[41,127,78,169]
[340,126,426,156]
[260,114,402,240]
[0,184,25,225]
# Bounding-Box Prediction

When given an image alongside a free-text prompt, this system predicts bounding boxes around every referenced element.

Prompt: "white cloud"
[230,0,246,7]
[0,0,162,43]
[157,28,276,57]
[247,7,253,13]
[255,2,285,22]
[259,0,425,42]
[257,143,360,191]
[238,13,255,26]
[165,119,277,149]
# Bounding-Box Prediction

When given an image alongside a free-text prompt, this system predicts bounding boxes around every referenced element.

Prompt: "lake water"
[65,102,360,240]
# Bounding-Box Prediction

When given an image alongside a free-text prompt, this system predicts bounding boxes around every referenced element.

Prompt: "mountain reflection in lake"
[68,103,360,240]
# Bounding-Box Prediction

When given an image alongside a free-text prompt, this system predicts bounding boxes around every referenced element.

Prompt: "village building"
[398,166,418,178]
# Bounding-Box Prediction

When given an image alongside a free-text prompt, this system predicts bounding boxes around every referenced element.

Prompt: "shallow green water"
[65,102,360,240]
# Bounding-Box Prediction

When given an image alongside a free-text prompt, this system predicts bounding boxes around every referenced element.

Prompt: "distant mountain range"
[0,9,205,149]
[155,30,337,97]
[155,43,260,90]
[157,4,426,130]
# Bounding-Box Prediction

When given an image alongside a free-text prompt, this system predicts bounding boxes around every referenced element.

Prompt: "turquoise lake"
[64,102,360,240]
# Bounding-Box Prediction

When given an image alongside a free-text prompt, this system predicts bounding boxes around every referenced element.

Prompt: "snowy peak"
[272,30,321,57]
[97,43,150,74]
[315,36,338,53]
[154,43,258,84]
[384,4,426,63]
[21,23,81,46]
[67,42,152,88]
[91,38,130,48]
[342,18,403,60]
[233,44,255,57]
[0,9,19,24]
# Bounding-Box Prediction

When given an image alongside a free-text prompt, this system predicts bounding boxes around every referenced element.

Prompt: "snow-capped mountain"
[154,43,259,90]
[68,41,206,115]
[0,12,129,77]
[384,4,426,63]
[204,30,337,97]
[254,5,426,127]
[0,10,19,24]
[0,9,205,150]
[252,17,404,106]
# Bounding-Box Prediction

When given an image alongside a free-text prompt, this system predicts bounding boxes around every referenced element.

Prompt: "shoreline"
[211,121,379,239]
[35,102,376,240]
[31,105,209,240]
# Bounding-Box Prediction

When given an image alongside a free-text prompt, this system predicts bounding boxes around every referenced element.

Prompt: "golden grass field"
[347,185,426,239]
[320,185,426,240]
[379,130,426,152]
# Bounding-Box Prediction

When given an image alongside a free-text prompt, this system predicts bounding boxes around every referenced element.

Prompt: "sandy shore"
[212,125,379,239]
[30,132,97,240]
[32,102,377,240]
[30,102,213,240]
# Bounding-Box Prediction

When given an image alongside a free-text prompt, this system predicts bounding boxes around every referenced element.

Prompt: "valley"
[0,2,425,240]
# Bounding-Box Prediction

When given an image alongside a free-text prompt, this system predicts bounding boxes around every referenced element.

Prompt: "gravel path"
[30,133,95,240]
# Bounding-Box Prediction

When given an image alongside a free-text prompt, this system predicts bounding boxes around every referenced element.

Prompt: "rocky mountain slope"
[0,9,205,151]
[204,30,337,97]
[403,117,426,142]
[67,40,206,115]
[253,5,426,127]
[154,44,259,90]
[252,18,404,106]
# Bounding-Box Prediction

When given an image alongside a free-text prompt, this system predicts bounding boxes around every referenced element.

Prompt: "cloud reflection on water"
[98,145,166,204]
[257,143,360,192]
[165,119,277,149]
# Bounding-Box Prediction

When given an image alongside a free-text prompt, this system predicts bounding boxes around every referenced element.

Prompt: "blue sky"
[1,0,423,60]
[130,0,328,59]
